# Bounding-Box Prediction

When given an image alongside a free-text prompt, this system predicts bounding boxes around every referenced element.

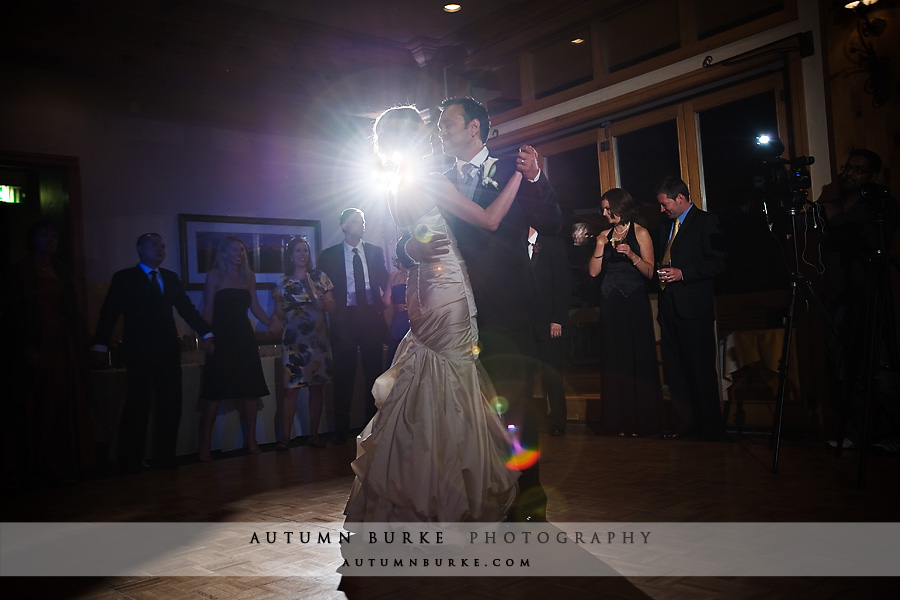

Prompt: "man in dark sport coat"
[92,233,213,472]
[317,208,389,444]
[654,176,727,441]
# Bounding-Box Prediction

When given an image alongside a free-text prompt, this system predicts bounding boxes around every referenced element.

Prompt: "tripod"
[832,200,900,489]
[770,205,836,474]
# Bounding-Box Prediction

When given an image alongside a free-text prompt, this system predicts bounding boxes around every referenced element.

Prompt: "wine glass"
[656,260,671,283]
[571,223,596,246]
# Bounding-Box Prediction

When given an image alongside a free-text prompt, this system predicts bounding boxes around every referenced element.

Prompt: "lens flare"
[505,422,540,469]
[413,222,434,243]
[506,448,540,470]
[492,396,509,415]
[471,343,481,358]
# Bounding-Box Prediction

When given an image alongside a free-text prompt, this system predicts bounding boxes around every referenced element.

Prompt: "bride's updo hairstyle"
[373,106,428,167]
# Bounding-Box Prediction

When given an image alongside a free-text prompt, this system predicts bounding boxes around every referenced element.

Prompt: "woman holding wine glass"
[587,188,662,437]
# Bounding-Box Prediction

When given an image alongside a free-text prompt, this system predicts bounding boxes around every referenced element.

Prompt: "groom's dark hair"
[440,97,490,144]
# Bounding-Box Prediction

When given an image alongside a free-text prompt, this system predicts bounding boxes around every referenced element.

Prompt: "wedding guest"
[2,220,95,486]
[817,149,899,449]
[92,233,213,473]
[317,208,389,445]
[382,257,410,366]
[271,236,335,450]
[529,226,572,437]
[655,176,727,441]
[198,236,273,461]
[587,189,662,436]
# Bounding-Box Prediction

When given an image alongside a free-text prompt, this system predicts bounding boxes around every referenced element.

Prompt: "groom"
[403,97,561,521]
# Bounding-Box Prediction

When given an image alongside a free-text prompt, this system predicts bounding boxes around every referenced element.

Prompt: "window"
[601,0,680,73]
[614,117,681,232]
[530,29,593,99]
[455,56,522,116]
[527,73,794,294]
[692,0,785,40]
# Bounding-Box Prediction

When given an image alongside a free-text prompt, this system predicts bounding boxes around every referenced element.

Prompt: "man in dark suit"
[529,226,572,437]
[317,208,389,444]
[654,176,727,441]
[91,233,213,473]
[404,97,561,520]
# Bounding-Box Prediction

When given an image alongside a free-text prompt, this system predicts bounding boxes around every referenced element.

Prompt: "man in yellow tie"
[654,176,727,441]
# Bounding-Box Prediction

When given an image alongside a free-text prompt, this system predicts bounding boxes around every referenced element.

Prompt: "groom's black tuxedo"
[655,206,727,439]
[443,157,561,332]
[93,264,210,471]
[443,154,561,520]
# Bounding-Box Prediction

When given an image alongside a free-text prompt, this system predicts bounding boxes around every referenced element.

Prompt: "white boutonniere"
[481,158,500,190]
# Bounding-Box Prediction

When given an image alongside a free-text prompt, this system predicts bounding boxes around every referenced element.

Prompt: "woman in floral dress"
[271,236,335,449]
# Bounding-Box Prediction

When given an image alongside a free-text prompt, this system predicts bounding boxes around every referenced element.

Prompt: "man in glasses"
[820,148,881,218]
[818,148,890,294]
[816,148,899,452]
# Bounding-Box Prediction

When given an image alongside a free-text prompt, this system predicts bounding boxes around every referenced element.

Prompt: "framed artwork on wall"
[178,214,321,290]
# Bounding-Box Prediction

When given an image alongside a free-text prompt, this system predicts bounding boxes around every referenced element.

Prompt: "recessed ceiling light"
[444,4,462,13]
[571,38,585,44]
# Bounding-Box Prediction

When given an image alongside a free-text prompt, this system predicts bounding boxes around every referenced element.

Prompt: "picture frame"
[178,214,322,290]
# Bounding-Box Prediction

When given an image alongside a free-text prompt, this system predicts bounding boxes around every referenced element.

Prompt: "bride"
[344,106,522,523]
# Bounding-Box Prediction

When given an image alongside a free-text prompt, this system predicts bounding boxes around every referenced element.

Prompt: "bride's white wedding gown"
[344,207,519,522]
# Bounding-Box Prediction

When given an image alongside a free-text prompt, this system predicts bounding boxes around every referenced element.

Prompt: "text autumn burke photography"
[247,528,652,545]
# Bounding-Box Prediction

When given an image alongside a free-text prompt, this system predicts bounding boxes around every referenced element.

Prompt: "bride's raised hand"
[516,145,541,180]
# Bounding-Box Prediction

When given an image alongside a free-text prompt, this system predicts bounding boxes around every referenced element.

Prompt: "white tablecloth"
[89,348,366,457]
[719,328,799,402]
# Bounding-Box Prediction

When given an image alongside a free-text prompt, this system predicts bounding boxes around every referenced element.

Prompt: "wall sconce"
[844,0,890,107]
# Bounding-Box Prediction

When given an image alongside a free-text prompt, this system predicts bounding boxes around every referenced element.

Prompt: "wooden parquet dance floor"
[2,427,898,599]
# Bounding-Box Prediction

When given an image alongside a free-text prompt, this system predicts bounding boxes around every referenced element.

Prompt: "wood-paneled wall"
[821,0,898,183]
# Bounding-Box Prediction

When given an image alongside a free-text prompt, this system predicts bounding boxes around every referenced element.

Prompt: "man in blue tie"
[92,233,213,473]
[317,209,389,444]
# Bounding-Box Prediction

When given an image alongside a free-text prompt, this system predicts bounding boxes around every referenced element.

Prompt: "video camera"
[751,135,815,212]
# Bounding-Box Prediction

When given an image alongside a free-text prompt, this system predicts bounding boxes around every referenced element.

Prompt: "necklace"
[613,222,630,236]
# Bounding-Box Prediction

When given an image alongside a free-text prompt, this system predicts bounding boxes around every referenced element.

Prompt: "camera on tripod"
[751,135,815,212]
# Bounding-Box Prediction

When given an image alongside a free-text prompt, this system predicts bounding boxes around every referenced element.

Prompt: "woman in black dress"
[587,188,662,436]
[197,236,274,461]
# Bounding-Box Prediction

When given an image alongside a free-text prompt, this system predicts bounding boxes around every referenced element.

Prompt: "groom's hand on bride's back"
[406,234,451,263]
